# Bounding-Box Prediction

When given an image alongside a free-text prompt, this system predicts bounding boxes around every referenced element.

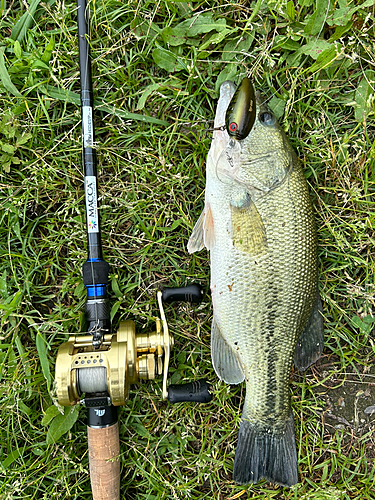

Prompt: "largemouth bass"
[188,78,324,487]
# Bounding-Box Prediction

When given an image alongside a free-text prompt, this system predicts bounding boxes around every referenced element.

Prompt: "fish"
[187,77,324,487]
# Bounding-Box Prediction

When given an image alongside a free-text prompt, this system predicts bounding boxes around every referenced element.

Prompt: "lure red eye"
[229,122,237,132]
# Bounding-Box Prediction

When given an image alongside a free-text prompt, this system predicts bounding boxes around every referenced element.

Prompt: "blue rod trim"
[86,284,107,298]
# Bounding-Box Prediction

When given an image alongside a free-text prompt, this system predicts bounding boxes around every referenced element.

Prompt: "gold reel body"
[56,293,173,406]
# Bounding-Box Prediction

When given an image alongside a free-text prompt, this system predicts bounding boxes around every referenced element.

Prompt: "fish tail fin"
[233,413,298,487]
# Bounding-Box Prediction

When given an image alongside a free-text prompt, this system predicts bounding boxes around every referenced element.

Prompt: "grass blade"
[1,450,21,470]
[0,49,22,98]
[39,85,169,125]
[10,0,42,43]
[46,406,80,445]
[36,332,51,391]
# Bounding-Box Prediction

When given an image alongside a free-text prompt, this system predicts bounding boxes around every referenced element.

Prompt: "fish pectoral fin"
[187,204,215,253]
[211,318,245,384]
[231,200,267,255]
[294,290,324,372]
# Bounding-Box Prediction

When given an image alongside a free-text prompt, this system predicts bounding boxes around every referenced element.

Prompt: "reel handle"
[161,284,203,304]
[167,379,212,403]
[161,284,213,404]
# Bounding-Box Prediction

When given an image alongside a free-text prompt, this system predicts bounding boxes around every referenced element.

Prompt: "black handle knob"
[161,284,203,304]
[167,379,212,403]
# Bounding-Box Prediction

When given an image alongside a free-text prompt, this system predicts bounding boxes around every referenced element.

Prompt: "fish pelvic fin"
[233,413,298,487]
[294,290,324,372]
[211,318,245,384]
[187,204,215,254]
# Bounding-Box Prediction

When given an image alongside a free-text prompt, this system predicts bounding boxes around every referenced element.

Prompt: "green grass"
[1,0,375,498]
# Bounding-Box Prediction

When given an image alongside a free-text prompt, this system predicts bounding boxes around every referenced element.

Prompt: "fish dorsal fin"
[187,204,215,253]
[231,199,267,256]
[294,291,324,371]
[211,317,245,384]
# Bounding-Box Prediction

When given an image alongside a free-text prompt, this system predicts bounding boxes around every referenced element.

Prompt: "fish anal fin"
[233,413,298,487]
[187,204,215,253]
[231,200,267,256]
[211,318,245,384]
[294,291,324,372]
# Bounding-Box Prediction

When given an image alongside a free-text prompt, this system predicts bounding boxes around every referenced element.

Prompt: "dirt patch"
[312,359,375,437]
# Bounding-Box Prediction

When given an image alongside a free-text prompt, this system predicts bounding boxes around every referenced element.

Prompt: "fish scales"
[211,164,317,421]
[188,79,323,487]
[210,166,317,406]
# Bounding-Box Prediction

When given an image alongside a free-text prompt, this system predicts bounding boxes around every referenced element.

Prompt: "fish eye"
[259,111,275,125]
[229,122,238,132]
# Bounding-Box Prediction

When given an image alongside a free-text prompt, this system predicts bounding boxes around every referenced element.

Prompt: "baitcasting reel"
[55,284,211,410]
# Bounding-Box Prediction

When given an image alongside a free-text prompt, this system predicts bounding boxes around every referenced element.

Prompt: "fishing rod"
[54,1,211,498]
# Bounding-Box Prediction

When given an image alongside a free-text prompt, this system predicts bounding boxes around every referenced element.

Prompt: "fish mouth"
[214,80,237,129]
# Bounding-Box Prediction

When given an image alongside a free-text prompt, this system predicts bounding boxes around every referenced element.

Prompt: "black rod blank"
[77,0,102,261]
[77,0,110,346]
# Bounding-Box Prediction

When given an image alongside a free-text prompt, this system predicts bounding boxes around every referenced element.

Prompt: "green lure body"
[225,77,256,141]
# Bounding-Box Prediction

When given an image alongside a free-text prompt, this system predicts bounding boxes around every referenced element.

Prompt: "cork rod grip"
[87,422,121,500]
